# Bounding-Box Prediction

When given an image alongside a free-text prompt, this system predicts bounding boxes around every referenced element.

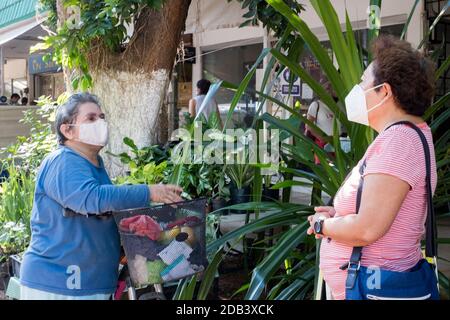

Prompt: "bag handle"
[385,121,437,257]
[343,121,437,290]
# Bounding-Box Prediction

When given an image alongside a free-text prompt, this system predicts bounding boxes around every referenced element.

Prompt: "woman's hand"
[307,206,335,239]
[314,206,336,217]
[149,184,183,204]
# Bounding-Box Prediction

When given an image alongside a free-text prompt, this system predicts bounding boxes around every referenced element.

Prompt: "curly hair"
[371,35,436,117]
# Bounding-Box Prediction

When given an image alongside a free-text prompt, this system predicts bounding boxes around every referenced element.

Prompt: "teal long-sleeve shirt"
[20,146,150,296]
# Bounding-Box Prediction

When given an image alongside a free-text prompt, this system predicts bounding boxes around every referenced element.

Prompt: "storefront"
[202,42,263,128]
[29,53,64,101]
[0,1,63,150]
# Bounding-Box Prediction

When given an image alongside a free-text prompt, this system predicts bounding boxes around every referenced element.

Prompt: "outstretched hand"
[149,184,183,204]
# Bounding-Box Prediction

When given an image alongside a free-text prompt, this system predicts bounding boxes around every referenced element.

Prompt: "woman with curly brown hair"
[307,36,439,300]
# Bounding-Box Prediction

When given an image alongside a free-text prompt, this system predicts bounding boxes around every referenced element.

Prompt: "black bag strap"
[343,121,437,290]
[315,100,320,122]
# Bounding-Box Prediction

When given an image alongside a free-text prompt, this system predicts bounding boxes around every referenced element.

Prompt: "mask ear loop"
[363,82,385,93]
[366,83,391,112]
[65,123,81,143]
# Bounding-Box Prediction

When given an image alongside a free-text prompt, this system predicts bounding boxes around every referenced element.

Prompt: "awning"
[0,0,48,46]
[185,0,250,34]
[0,16,47,46]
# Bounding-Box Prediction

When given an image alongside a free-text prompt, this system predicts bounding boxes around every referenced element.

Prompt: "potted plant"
[223,132,256,213]
[0,251,9,291]
[0,222,30,289]
[261,174,281,202]
[225,163,254,214]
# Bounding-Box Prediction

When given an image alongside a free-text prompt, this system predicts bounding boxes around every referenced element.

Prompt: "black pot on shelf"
[0,261,10,291]
[230,185,251,214]
[212,197,228,215]
[262,186,280,202]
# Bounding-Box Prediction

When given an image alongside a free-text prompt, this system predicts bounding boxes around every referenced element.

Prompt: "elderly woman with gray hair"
[19,93,183,300]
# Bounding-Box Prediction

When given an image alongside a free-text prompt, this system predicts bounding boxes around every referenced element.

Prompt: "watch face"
[314,220,321,234]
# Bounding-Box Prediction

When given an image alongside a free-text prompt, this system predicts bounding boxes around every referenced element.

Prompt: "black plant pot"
[230,186,251,214]
[212,197,228,215]
[262,186,280,202]
[0,261,10,291]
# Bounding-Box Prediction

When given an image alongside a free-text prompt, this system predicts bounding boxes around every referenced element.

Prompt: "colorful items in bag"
[167,216,201,229]
[119,215,162,240]
[158,226,181,245]
[160,255,196,282]
[146,259,166,284]
[158,239,193,265]
[179,226,196,247]
[130,254,149,285]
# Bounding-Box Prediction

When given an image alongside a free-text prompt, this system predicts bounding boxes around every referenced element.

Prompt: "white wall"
[4,58,26,80]
[0,105,39,151]
[298,0,423,46]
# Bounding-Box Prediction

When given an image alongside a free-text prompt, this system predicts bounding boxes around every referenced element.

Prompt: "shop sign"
[280,69,300,96]
[28,54,62,75]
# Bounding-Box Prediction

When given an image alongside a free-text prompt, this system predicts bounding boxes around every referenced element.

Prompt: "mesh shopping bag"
[113,198,208,286]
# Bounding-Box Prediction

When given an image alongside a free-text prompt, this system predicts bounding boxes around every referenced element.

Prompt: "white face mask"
[69,119,109,146]
[344,83,388,126]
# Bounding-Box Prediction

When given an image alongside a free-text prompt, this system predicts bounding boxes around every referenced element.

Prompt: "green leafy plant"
[225,164,254,190]
[0,165,35,233]
[111,136,171,185]
[37,0,167,90]
[166,162,214,200]
[0,222,30,262]
[0,95,62,234]
[224,132,255,190]
[114,161,167,185]
[212,173,231,202]
[233,0,305,49]
[168,110,227,199]
[112,137,170,167]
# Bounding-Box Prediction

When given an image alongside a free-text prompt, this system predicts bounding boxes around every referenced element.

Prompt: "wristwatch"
[313,216,327,235]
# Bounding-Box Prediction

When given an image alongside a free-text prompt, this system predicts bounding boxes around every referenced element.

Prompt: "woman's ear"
[382,82,393,100]
[60,123,73,141]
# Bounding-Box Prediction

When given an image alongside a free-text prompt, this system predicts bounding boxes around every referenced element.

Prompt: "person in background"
[189,79,222,127]
[304,79,338,164]
[20,92,183,300]
[10,93,20,105]
[21,97,28,106]
[0,96,7,105]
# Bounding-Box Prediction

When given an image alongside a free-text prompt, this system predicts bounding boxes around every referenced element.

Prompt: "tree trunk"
[92,69,171,176]
[57,0,191,177]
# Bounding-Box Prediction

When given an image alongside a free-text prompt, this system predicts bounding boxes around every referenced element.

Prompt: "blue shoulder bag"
[343,121,440,300]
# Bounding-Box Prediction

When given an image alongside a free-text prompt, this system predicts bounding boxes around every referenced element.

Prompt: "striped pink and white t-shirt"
[319,122,437,300]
